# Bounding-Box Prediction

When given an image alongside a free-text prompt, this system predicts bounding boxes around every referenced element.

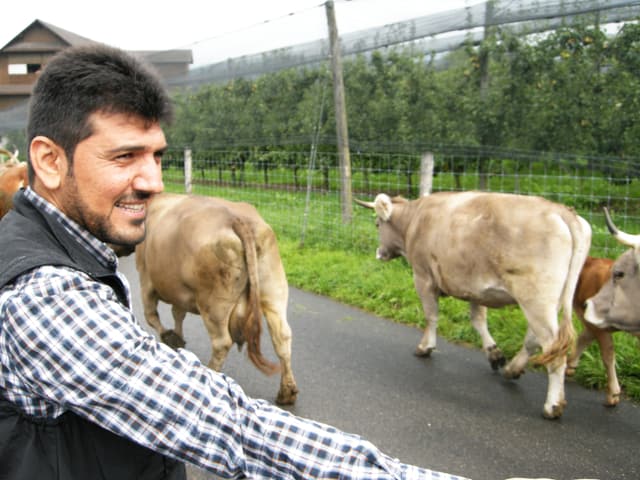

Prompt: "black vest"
[0,190,186,480]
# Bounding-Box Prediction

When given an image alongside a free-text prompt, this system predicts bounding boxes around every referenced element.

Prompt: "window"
[8,63,41,75]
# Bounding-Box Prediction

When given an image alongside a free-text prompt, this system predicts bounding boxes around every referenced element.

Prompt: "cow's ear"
[374,193,393,222]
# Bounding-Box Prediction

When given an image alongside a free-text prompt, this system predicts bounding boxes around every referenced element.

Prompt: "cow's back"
[402,191,589,307]
[137,193,278,313]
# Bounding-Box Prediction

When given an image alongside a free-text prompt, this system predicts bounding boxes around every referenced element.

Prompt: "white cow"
[356,191,591,419]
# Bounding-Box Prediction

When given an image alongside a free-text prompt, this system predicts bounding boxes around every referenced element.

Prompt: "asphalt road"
[118,255,640,480]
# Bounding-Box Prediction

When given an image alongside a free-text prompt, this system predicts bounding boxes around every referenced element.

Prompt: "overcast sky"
[1,0,476,67]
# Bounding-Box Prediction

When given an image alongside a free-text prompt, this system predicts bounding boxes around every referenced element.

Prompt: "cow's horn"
[354,198,375,209]
[604,206,640,249]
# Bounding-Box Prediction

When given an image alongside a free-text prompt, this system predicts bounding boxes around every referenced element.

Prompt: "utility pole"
[325,0,352,223]
[477,0,495,191]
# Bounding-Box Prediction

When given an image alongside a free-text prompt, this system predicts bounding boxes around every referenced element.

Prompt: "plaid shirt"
[0,188,469,480]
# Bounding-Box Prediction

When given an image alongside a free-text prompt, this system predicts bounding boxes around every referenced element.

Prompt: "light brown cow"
[0,160,28,220]
[356,192,591,419]
[134,192,298,405]
[566,256,624,406]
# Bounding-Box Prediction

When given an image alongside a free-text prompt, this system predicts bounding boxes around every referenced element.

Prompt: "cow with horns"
[584,208,640,341]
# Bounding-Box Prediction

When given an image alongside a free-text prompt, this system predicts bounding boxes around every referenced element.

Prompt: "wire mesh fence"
[161,143,639,260]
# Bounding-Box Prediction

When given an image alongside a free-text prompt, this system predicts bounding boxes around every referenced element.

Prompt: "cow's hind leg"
[517,305,568,419]
[470,303,505,370]
[263,304,298,405]
[198,299,234,372]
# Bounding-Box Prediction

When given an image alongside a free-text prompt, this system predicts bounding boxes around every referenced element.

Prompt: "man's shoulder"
[0,212,74,290]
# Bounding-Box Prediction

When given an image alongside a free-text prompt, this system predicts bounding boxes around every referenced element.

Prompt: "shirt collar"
[23,187,118,269]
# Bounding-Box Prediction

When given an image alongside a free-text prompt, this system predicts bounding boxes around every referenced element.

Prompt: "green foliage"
[165,20,640,163]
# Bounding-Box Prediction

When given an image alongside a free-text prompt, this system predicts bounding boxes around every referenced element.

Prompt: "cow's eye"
[613,270,624,281]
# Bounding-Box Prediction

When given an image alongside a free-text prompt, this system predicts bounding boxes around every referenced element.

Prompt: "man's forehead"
[84,112,166,146]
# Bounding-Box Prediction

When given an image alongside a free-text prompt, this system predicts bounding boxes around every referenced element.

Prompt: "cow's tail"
[232,217,280,376]
[534,209,591,366]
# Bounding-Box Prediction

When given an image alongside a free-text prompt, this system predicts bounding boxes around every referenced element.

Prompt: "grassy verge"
[278,238,640,403]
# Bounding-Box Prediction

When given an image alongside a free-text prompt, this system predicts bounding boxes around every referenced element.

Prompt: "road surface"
[118,255,640,480]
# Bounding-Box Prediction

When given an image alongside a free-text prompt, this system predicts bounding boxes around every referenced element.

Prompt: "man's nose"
[133,154,164,193]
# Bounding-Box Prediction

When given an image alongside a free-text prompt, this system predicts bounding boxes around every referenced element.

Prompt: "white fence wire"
[161,145,639,260]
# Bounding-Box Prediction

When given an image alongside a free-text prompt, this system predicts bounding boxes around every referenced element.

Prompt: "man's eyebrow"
[106,145,168,155]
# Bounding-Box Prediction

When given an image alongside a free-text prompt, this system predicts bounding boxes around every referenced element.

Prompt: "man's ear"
[29,136,67,189]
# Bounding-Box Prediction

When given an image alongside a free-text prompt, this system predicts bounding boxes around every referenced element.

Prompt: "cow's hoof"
[604,393,620,407]
[161,330,186,349]
[276,384,299,405]
[542,400,566,419]
[488,346,506,371]
[565,365,577,377]
[414,346,434,357]
[503,369,523,380]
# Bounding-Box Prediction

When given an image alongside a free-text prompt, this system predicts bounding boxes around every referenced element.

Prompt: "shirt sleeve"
[0,267,469,480]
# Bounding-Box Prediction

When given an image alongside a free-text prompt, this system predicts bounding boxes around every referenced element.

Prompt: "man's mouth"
[116,202,145,213]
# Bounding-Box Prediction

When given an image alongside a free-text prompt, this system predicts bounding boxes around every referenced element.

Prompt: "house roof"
[1,19,98,52]
[1,19,193,64]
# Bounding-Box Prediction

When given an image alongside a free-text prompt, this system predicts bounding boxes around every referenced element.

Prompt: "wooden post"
[419,152,434,196]
[325,0,352,223]
[184,147,192,194]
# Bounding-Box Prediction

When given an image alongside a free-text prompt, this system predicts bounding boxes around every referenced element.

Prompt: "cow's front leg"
[593,330,620,407]
[413,273,439,357]
[470,303,505,370]
[139,280,166,338]
[161,306,187,350]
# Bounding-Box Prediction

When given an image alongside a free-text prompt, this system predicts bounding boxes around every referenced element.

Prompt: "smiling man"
[32,112,166,246]
[0,45,469,480]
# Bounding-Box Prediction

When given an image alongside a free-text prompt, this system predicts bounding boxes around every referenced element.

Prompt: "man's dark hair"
[27,44,174,180]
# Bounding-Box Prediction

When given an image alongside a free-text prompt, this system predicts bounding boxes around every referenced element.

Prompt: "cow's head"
[354,193,407,261]
[584,207,640,333]
[0,147,19,166]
